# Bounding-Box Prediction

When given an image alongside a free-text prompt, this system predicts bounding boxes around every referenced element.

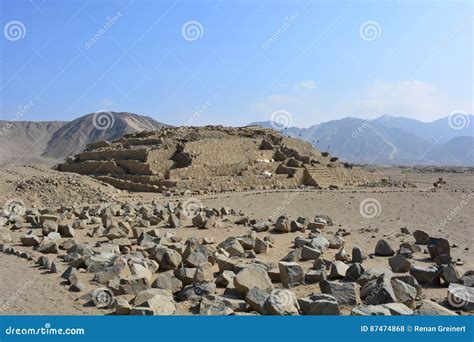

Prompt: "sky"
[0,0,472,127]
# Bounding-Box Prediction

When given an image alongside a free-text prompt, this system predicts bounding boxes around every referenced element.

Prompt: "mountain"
[0,112,166,166]
[249,115,474,166]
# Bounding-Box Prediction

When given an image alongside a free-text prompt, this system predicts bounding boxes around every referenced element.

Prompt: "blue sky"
[0,0,472,127]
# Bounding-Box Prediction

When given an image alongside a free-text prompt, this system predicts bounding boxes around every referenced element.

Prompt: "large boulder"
[279,262,305,288]
[375,239,395,256]
[234,265,273,295]
[298,294,340,315]
[413,230,430,245]
[427,237,450,259]
[265,289,299,315]
[319,280,360,306]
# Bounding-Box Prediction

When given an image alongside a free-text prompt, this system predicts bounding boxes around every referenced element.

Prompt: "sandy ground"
[0,166,472,315]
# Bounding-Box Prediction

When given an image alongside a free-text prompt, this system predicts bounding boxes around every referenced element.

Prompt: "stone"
[440,264,460,284]
[115,298,132,315]
[434,254,452,266]
[161,249,182,270]
[168,213,181,228]
[199,295,234,315]
[388,254,411,273]
[328,261,349,280]
[58,224,75,238]
[245,286,270,314]
[265,289,299,315]
[131,289,176,315]
[305,269,327,284]
[274,216,290,233]
[254,237,268,254]
[20,233,41,247]
[279,261,304,288]
[252,221,270,232]
[216,270,235,287]
[351,304,392,316]
[38,241,59,254]
[375,239,395,256]
[310,236,329,252]
[119,277,151,295]
[218,237,245,257]
[152,271,183,294]
[335,248,349,262]
[427,237,450,259]
[290,220,305,233]
[415,300,457,315]
[320,280,360,306]
[413,230,430,244]
[298,294,340,315]
[193,262,214,284]
[50,262,62,273]
[361,274,397,305]
[301,245,321,261]
[356,267,392,287]
[281,249,301,262]
[234,265,273,295]
[351,305,391,316]
[381,303,414,315]
[175,267,197,286]
[345,263,365,282]
[184,251,208,268]
[352,247,364,263]
[391,278,417,308]
[329,236,345,249]
[410,266,440,286]
[447,283,474,311]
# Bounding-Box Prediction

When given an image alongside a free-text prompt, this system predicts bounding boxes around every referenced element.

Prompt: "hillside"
[0,112,166,166]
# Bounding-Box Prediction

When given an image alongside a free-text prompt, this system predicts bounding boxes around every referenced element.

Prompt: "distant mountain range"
[0,112,472,167]
[250,115,474,166]
[0,112,165,166]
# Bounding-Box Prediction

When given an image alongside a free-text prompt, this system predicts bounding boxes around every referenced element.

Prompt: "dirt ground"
[0,166,472,315]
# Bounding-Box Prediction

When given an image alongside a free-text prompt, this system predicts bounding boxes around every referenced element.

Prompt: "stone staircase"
[304,165,343,188]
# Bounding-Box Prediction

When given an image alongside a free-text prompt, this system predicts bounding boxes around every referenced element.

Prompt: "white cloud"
[293,80,317,90]
[353,80,460,121]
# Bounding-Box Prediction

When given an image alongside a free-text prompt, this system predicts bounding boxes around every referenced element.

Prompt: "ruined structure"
[57,126,376,192]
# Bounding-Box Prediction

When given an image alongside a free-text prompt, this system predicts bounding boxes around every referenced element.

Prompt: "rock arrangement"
[0,201,472,316]
[57,126,376,193]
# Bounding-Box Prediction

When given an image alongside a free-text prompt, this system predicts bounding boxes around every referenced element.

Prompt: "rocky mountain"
[0,112,166,166]
[250,115,474,166]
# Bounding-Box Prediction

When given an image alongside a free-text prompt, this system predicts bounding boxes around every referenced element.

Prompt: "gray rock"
[440,264,460,284]
[375,239,395,256]
[58,224,75,238]
[415,300,457,315]
[234,265,273,295]
[265,289,299,315]
[320,280,360,306]
[301,245,321,261]
[345,263,365,282]
[279,261,305,288]
[245,286,270,314]
[388,254,411,273]
[298,294,340,315]
[413,230,430,245]
[410,266,440,286]
[381,303,414,315]
[427,237,450,259]
[328,261,349,280]
[20,233,41,247]
[352,246,364,263]
[254,237,268,254]
[305,269,327,284]
[152,271,183,294]
[274,216,291,233]
[351,305,391,316]
[447,283,474,311]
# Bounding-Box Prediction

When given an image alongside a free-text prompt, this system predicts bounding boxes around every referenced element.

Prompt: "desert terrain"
[0,163,472,316]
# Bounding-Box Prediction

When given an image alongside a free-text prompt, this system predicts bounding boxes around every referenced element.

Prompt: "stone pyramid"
[57,125,376,192]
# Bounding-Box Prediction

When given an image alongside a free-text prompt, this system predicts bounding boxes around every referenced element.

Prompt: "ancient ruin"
[57,126,376,192]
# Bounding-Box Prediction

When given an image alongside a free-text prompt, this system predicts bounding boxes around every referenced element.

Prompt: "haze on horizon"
[0,0,472,128]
